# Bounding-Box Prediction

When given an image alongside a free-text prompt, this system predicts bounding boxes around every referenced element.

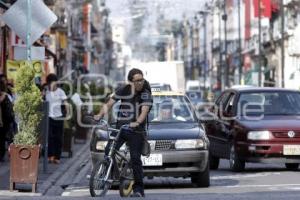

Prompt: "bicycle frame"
[103,127,132,184]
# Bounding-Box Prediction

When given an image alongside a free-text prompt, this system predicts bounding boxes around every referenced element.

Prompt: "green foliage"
[13,62,43,145]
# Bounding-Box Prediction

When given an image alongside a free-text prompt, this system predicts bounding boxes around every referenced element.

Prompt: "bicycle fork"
[103,157,114,184]
[104,141,117,184]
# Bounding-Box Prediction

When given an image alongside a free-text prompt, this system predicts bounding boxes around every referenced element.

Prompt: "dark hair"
[0,74,7,79]
[127,68,143,81]
[143,80,151,93]
[46,73,58,85]
[0,80,6,92]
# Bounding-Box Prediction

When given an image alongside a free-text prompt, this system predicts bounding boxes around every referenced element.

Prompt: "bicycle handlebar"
[83,115,134,133]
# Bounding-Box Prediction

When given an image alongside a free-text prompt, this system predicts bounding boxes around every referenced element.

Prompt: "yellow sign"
[6,60,44,83]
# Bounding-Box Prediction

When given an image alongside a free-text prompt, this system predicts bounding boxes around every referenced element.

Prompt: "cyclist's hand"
[94,115,102,121]
[129,122,140,128]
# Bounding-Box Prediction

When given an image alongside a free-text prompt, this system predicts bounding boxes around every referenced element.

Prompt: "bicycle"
[87,117,134,197]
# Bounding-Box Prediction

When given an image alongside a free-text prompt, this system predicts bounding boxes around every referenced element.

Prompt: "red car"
[204,87,300,172]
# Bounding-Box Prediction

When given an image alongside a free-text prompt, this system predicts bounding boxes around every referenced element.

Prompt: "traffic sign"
[0,0,57,45]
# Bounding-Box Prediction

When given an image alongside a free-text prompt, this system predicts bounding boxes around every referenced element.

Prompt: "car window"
[216,91,231,112]
[238,91,300,116]
[149,95,196,123]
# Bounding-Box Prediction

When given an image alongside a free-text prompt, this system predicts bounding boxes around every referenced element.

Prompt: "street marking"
[226,184,300,188]
[62,192,70,196]
[211,172,281,180]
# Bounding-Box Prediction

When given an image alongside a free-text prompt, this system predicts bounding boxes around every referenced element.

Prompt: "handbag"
[141,133,151,157]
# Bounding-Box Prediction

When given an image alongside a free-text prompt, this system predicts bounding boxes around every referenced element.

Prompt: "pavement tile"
[0,136,89,197]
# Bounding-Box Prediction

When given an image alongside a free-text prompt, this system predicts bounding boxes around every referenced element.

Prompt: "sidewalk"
[0,137,90,197]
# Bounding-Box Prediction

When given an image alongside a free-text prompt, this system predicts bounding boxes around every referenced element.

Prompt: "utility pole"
[218,1,223,91]
[281,0,285,88]
[198,10,208,98]
[26,0,32,61]
[203,13,207,98]
[258,0,262,87]
[238,0,242,84]
[222,2,228,88]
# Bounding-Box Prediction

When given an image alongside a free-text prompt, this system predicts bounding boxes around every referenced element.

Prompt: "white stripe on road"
[211,172,281,180]
[226,183,300,188]
[62,191,70,196]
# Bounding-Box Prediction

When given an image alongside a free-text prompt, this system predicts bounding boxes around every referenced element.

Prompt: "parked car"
[90,91,210,187]
[204,87,300,172]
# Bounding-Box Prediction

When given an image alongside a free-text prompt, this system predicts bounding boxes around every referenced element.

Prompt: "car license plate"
[141,154,162,166]
[283,145,300,155]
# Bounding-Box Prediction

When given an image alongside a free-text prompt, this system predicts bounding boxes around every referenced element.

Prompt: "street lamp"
[198,8,210,99]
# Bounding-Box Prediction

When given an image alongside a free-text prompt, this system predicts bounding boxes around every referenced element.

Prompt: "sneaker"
[130,192,144,197]
[48,156,55,163]
[53,159,60,164]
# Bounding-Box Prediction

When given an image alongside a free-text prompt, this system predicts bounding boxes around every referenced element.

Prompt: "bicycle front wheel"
[89,161,111,197]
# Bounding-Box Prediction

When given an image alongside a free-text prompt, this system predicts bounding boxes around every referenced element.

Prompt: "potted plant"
[9,62,43,192]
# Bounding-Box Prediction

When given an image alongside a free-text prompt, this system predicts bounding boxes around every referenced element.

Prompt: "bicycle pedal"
[106,179,114,183]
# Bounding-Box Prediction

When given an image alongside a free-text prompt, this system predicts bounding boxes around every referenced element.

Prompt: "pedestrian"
[0,74,14,102]
[0,80,14,162]
[94,68,153,197]
[45,74,69,164]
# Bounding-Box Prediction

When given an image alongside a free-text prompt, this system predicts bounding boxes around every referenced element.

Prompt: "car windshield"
[238,91,300,116]
[149,95,196,123]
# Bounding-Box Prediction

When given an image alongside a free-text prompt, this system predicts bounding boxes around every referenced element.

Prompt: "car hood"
[148,122,204,140]
[237,115,300,130]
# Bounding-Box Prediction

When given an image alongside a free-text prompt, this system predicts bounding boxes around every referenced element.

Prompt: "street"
[60,159,300,199]
[2,0,300,199]
[2,143,300,200]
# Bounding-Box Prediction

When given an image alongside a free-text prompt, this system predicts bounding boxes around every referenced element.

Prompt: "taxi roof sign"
[152,91,183,96]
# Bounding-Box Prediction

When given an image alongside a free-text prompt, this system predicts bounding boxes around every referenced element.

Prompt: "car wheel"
[191,163,210,188]
[285,163,299,170]
[229,145,245,172]
[209,154,220,170]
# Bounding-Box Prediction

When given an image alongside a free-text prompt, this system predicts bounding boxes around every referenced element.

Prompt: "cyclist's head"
[128,68,144,92]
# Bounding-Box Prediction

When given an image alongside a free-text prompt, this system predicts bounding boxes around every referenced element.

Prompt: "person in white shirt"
[45,74,68,164]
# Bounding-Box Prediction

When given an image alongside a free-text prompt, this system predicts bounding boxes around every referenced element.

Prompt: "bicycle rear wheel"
[119,163,134,197]
[89,161,111,197]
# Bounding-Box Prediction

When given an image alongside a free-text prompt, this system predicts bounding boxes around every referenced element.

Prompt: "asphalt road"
[55,159,300,199]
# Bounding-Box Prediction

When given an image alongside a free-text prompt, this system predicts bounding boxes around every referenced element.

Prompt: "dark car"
[90,91,210,187]
[204,87,300,172]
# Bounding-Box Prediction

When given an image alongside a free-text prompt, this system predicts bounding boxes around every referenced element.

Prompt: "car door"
[206,91,231,158]
[217,92,238,159]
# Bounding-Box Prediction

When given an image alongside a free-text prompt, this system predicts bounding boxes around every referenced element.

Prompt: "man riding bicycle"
[94,68,153,197]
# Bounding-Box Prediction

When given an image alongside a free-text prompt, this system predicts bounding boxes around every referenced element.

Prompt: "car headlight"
[175,139,204,149]
[96,141,108,151]
[247,131,271,140]
[95,129,108,139]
